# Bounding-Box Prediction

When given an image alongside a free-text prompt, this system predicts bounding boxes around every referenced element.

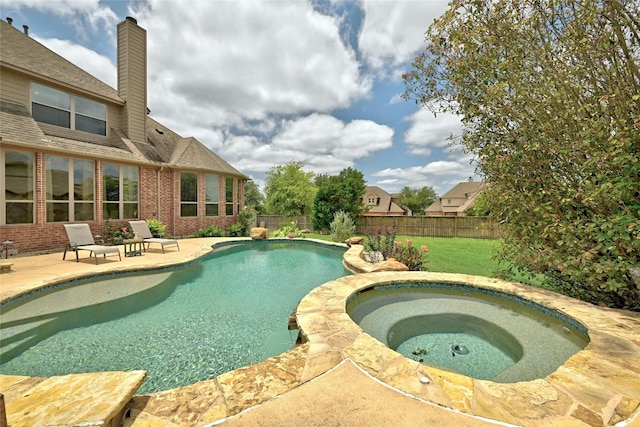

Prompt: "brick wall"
[1,152,243,255]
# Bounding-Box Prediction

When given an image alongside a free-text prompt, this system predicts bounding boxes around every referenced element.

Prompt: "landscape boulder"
[371,258,409,272]
[250,227,269,240]
[345,237,364,247]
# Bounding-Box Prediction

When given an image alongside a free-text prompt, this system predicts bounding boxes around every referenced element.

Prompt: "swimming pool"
[0,240,349,394]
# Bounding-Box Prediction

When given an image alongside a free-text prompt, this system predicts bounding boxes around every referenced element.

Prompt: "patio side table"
[123,238,144,257]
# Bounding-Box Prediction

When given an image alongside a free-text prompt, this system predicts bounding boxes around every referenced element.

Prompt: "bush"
[272,219,303,238]
[364,223,398,260]
[228,222,245,237]
[104,219,132,245]
[145,218,167,237]
[393,239,429,271]
[194,224,224,237]
[329,211,356,243]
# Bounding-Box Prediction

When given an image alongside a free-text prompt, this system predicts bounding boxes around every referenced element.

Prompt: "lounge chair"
[128,220,180,253]
[63,224,122,264]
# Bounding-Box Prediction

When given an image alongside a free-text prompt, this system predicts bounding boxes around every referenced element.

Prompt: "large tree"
[398,186,437,215]
[404,0,639,309]
[264,161,316,216]
[312,168,366,231]
[244,180,265,213]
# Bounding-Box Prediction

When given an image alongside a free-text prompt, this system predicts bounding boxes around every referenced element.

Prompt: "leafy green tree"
[312,168,366,231]
[465,191,491,217]
[244,180,265,213]
[398,186,437,215]
[404,0,639,309]
[264,161,316,216]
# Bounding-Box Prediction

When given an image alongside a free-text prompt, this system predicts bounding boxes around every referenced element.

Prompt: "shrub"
[228,222,245,237]
[104,218,132,245]
[238,207,257,236]
[272,219,303,238]
[393,239,429,271]
[194,224,224,237]
[145,218,167,237]
[330,211,356,243]
[364,223,398,260]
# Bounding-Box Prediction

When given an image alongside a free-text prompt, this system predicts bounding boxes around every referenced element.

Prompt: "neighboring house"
[0,17,248,254]
[362,186,407,216]
[425,180,487,217]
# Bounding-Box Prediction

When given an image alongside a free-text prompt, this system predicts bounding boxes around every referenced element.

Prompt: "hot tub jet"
[451,344,469,355]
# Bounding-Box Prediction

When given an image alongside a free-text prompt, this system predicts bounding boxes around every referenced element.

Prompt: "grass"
[305,233,542,286]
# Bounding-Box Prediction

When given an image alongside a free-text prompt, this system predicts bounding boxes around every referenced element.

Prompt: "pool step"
[0,370,146,427]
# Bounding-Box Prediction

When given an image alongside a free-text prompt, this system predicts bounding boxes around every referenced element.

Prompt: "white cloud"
[359,0,448,70]
[217,113,393,177]
[4,0,119,40]
[132,0,371,134]
[371,159,477,194]
[404,108,462,156]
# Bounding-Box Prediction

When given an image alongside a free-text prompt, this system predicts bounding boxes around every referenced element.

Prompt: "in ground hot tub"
[347,283,589,382]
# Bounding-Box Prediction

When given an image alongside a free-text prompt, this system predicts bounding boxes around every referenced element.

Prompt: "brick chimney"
[117,16,147,143]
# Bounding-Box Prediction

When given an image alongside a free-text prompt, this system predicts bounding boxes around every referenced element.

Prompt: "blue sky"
[2,0,479,195]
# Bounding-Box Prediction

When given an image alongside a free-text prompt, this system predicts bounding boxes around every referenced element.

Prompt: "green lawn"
[305,233,540,285]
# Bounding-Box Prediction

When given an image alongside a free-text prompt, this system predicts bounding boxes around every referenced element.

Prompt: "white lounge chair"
[128,220,180,253]
[63,224,121,264]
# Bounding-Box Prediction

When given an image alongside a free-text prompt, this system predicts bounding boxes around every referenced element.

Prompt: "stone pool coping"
[1,239,639,426]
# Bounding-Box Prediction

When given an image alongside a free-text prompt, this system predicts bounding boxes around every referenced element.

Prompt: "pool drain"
[451,344,469,355]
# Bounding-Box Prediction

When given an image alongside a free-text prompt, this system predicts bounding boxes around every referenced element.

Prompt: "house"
[425,180,486,217]
[0,17,248,254]
[362,186,407,216]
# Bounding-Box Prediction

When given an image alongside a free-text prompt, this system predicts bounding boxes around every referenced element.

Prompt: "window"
[31,82,107,136]
[46,156,94,222]
[103,163,139,220]
[225,177,234,216]
[367,196,377,205]
[205,174,219,216]
[2,150,34,224]
[180,172,198,217]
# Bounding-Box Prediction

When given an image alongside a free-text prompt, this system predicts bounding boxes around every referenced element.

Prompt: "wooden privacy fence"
[255,215,313,231]
[256,215,500,239]
[356,216,500,239]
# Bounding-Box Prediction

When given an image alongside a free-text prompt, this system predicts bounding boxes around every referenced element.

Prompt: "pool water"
[396,333,514,380]
[0,240,348,394]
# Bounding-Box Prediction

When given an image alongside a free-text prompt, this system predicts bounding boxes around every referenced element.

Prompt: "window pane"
[206,174,219,202]
[31,82,70,110]
[103,163,120,202]
[103,203,119,220]
[123,203,138,219]
[76,114,106,135]
[181,173,197,202]
[226,203,234,216]
[47,202,69,222]
[74,160,94,201]
[5,151,33,201]
[181,204,197,217]
[123,166,139,202]
[76,97,106,119]
[46,156,69,200]
[6,202,33,224]
[225,177,233,201]
[74,202,94,221]
[32,103,71,128]
[206,203,219,216]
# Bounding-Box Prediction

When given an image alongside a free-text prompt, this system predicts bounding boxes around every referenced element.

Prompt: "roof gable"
[0,20,121,103]
[441,182,486,199]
